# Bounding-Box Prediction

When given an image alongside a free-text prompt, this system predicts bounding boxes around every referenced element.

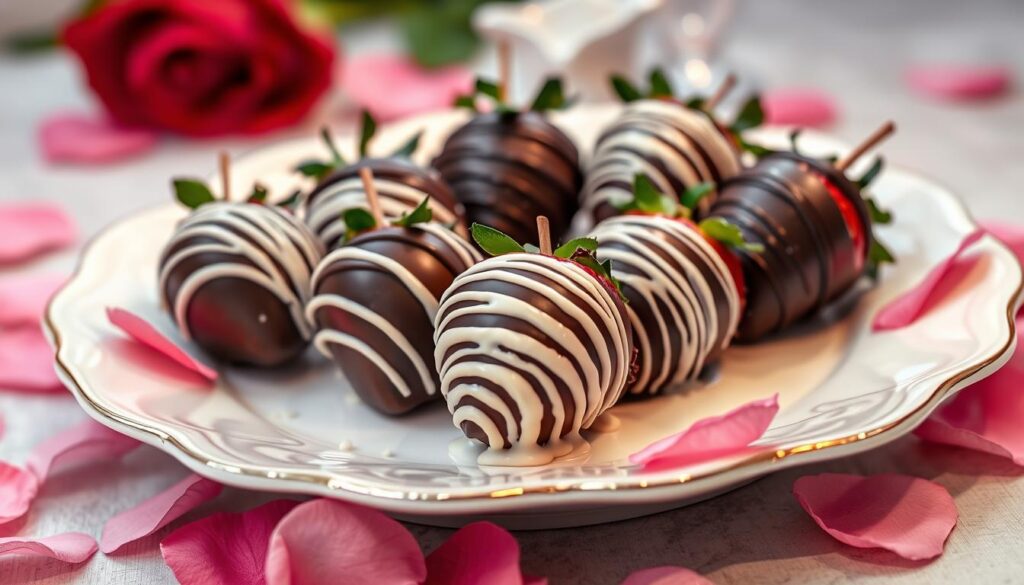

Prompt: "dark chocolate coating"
[303,157,464,249]
[434,254,634,451]
[710,153,872,341]
[433,111,583,244]
[308,224,479,415]
[158,203,324,367]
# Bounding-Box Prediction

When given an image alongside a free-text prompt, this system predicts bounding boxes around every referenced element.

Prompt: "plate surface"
[46,105,1024,528]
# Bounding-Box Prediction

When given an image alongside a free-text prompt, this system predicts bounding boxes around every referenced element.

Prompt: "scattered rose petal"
[762,88,838,128]
[0,532,98,563]
[0,273,66,327]
[0,326,63,392]
[0,462,39,525]
[915,350,1024,464]
[622,566,714,585]
[342,54,473,122]
[39,112,159,164]
[107,308,218,382]
[265,499,426,585]
[26,419,140,480]
[425,522,529,585]
[630,395,779,471]
[906,64,1012,102]
[161,499,299,585]
[983,221,1024,266]
[101,474,222,553]
[873,229,986,331]
[0,202,76,265]
[793,473,957,560]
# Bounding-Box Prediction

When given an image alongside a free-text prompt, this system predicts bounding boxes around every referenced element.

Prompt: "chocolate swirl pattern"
[433,112,583,244]
[592,215,741,396]
[582,100,742,225]
[306,223,481,415]
[158,202,324,366]
[710,153,872,341]
[434,253,632,466]
[304,158,463,249]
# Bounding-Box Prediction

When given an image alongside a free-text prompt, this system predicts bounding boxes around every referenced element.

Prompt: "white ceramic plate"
[46,106,1023,529]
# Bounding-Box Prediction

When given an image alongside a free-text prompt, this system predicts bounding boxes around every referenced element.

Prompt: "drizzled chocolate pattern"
[592,215,740,396]
[433,112,583,244]
[306,223,481,415]
[304,158,464,249]
[158,202,324,367]
[582,100,741,225]
[434,253,633,466]
[710,153,872,341]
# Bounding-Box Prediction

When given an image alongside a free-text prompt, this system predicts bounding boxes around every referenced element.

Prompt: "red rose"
[63,0,336,136]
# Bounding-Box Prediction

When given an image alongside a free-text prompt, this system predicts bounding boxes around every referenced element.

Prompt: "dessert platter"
[46,72,1023,528]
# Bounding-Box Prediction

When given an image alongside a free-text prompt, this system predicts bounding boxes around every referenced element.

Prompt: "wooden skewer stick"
[359,166,384,227]
[218,151,231,201]
[497,39,511,104]
[703,73,737,111]
[835,121,897,172]
[536,216,552,256]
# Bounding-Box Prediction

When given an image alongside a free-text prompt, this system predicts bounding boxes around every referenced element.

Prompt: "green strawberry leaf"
[554,237,598,259]
[530,78,569,112]
[358,110,377,158]
[277,190,301,211]
[475,79,501,100]
[617,174,677,216]
[453,94,478,111]
[569,248,626,302]
[173,178,216,209]
[294,160,334,180]
[247,183,269,204]
[610,75,643,103]
[471,223,525,256]
[679,182,715,212]
[343,207,378,243]
[867,238,896,279]
[789,128,803,154]
[648,68,673,98]
[699,217,765,253]
[685,96,706,110]
[866,197,893,225]
[392,196,433,228]
[730,95,764,133]
[321,126,344,166]
[737,136,775,158]
[855,157,885,190]
[390,130,423,159]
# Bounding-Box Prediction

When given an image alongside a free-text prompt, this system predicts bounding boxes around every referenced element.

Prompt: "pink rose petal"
[0,462,39,525]
[425,522,529,585]
[0,326,63,392]
[265,499,426,585]
[39,112,159,164]
[873,229,986,331]
[630,394,779,471]
[762,88,838,128]
[161,499,299,585]
[793,473,957,560]
[0,532,98,563]
[107,307,218,382]
[915,349,1024,464]
[906,64,1012,102]
[101,474,222,553]
[0,273,66,327]
[342,54,473,122]
[622,566,714,585]
[26,419,140,481]
[0,202,77,266]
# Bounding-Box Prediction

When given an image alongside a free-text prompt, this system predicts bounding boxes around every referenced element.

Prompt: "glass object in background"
[655,0,736,95]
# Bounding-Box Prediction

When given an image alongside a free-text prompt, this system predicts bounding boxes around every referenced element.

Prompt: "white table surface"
[1,1,1023,583]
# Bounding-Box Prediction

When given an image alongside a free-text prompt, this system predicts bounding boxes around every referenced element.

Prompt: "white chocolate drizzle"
[158,202,323,341]
[591,215,740,394]
[434,253,631,466]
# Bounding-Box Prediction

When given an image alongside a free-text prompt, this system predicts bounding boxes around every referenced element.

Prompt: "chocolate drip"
[433,112,583,244]
[710,153,871,341]
[307,223,480,415]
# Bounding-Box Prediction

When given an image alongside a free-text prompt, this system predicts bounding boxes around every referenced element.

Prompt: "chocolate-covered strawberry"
[433,77,582,244]
[434,218,634,466]
[307,179,480,415]
[159,157,323,367]
[299,111,464,249]
[710,123,897,341]
[581,71,762,225]
[592,175,760,396]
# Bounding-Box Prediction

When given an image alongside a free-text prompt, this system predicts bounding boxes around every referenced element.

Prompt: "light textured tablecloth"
[1,1,1023,583]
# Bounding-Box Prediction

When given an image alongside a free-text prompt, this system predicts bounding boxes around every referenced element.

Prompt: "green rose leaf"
[471,223,525,256]
[173,178,216,209]
[392,196,433,228]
